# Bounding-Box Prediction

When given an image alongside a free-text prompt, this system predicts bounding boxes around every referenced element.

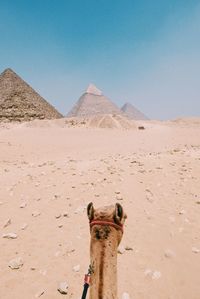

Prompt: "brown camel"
[87,202,127,299]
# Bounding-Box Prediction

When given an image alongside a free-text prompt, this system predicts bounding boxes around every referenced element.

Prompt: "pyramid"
[0,68,63,122]
[67,84,122,117]
[121,102,149,120]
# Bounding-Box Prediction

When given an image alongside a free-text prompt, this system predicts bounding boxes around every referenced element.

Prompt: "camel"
[87,202,127,299]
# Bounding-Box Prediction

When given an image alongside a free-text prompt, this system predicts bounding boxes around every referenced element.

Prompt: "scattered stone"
[145,269,161,280]
[115,190,121,194]
[21,223,28,230]
[3,218,11,228]
[116,194,123,201]
[55,213,61,219]
[122,292,130,299]
[32,211,41,217]
[3,233,18,239]
[118,245,125,254]
[152,271,161,280]
[8,257,23,269]
[192,247,200,253]
[179,210,186,215]
[138,126,145,130]
[35,290,45,298]
[63,212,69,217]
[74,206,85,214]
[57,282,68,294]
[20,202,27,208]
[125,246,133,251]
[164,249,175,258]
[73,264,80,272]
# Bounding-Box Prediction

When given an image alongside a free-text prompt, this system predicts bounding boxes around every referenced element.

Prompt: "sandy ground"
[0,119,200,299]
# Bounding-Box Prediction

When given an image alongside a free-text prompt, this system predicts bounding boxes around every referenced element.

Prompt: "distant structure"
[67,83,122,117]
[121,102,149,120]
[0,68,63,122]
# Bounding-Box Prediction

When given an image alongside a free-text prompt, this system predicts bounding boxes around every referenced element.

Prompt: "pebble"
[125,246,133,251]
[3,218,11,228]
[8,257,23,269]
[35,290,44,298]
[152,271,161,280]
[73,264,80,272]
[63,212,69,217]
[20,202,27,208]
[145,269,161,280]
[118,245,125,254]
[21,223,28,230]
[3,233,18,239]
[32,211,41,217]
[55,214,61,219]
[57,282,68,294]
[115,190,121,194]
[192,247,200,253]
[116,194,123,201]
[122,292,130,299]
[164,249,175,258]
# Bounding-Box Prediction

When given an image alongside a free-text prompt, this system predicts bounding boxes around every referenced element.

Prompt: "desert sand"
[1,118,200,299]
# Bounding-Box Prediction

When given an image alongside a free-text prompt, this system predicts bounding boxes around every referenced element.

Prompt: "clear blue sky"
[0,0,200,119]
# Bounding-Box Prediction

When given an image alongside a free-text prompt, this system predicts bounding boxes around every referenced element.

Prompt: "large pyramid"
[67,83,122,117]
[0,68,63,122]
[121,102,149,120]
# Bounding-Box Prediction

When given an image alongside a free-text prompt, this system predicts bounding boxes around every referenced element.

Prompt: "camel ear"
[114,203,124,224]
[87,202,94,221]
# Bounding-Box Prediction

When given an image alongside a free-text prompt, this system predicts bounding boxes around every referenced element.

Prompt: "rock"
[74,206,85,214]
[55,213,61,219]
[32,211,41,217]
[3,233,18,239]
[122,292,130,299]
[57,282,68,294]
[35,290,44,298]
[73,264,80,272]
[115,190,121,194]
[63,212,69,217]
[118,245,125,254]
[3,218,11,228]
[152,271,161,280]
[116,194,123,201]
[192,247,200,253]
[8,257,23,269]
[179,209,186,215]
[125,246,133,251]
[20,202,27,208]
[21,223,28,230]
[164,249,175,258]
[145,269,161,280]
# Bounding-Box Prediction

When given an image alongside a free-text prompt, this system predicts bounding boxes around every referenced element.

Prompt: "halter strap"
[90,220,123,233]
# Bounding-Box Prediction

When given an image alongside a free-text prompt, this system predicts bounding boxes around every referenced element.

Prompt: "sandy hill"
[121,102,149,120]
[67,83,122,117]
[0,68,63,122]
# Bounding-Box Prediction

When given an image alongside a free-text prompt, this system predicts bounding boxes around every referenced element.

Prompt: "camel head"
[87,202,127,245]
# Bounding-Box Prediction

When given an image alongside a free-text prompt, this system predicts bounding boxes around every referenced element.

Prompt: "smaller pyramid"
[0,68,63,122]
[121,102,149,120]
[67,84,122,117]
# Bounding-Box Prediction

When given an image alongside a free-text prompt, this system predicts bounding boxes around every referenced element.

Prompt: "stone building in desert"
[0,68,62,122]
